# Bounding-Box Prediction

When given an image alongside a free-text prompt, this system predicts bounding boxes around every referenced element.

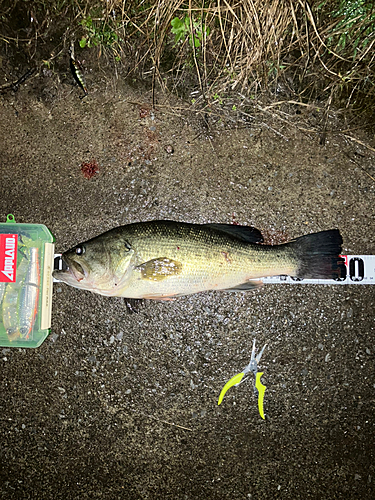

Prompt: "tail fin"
[291,229,344,279]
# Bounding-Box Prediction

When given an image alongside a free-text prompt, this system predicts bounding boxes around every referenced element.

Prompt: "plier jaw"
[241,339,267,393]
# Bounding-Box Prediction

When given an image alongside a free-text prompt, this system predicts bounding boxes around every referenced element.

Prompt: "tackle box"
[0,215,55,348]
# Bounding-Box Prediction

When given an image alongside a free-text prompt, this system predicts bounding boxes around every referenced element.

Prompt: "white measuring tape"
[53,254,374,285]
[262,255,375,285]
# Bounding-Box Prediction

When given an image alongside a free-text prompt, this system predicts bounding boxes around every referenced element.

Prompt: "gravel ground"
[0,73,374,499]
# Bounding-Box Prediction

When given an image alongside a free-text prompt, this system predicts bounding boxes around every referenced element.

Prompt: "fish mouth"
[66,258,86,282]
[54,256,86,283]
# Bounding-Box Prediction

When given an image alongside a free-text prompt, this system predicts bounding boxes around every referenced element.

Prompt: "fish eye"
[75,246,85,255]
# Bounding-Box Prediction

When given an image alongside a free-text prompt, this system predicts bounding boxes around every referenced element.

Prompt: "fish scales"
[120,222,296,298]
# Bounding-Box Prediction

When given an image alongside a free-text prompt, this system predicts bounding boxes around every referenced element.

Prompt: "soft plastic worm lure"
[2,257,28,341]
[19,247,40,339]
[0,282,6,308]
[2,247,40,341]
[218,339,267,419]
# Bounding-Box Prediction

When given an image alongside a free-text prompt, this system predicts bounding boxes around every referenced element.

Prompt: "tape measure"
[262,255,375,285]
[53,254,374,285]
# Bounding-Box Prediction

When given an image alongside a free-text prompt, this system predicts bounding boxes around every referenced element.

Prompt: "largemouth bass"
[53,221,343,300]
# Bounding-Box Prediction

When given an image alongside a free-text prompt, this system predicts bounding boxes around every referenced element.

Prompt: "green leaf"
[79,37,87,48]
[80,16,92,29]
[171,17,183,33]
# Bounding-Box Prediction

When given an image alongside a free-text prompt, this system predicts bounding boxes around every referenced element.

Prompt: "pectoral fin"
[137,258,182,281]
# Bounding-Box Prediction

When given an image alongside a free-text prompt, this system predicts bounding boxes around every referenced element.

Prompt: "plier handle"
[218,339,267,419]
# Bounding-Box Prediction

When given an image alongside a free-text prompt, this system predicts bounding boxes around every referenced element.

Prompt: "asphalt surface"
[0,74,374,499]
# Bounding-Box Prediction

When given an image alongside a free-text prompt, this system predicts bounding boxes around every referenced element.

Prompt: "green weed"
[79,15,119,49]
[171,15,210,49]
[319,0,375,57]
[213,93,223,104]
[266,61,286,78]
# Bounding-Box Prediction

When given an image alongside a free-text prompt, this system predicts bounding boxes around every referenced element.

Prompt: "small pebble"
[49,333,59,342]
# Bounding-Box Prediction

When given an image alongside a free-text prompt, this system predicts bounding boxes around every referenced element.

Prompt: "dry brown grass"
[102,0,375,116]
[1,0,374,119]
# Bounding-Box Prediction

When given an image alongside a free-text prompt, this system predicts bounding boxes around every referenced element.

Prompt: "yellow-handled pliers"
[218,339,267,419]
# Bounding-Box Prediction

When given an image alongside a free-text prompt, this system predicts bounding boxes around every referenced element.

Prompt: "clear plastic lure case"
[0,215,54,348]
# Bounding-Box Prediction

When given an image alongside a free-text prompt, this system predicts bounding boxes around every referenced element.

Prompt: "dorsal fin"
[206,224,263,243]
